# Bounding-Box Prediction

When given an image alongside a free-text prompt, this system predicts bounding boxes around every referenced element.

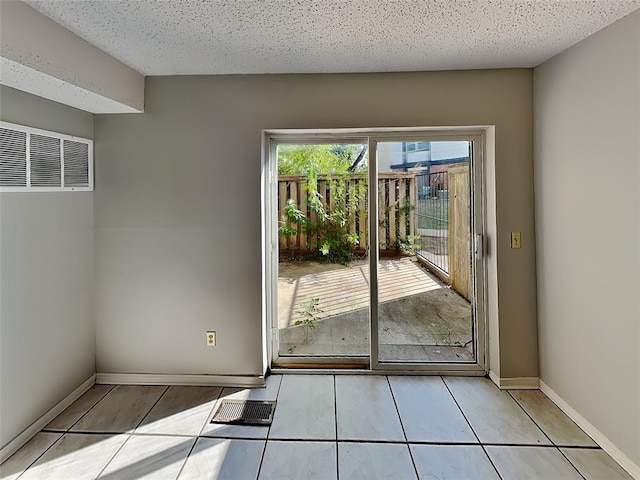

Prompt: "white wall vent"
[0,122,93,192]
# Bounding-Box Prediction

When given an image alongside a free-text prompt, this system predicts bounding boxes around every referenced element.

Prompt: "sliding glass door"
[265,130,485,371]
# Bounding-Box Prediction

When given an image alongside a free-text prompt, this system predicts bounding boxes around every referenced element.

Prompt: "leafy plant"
[396,235,422,256]
[294,297,323,343]
[280,173,367,264]
[430,319,453,345]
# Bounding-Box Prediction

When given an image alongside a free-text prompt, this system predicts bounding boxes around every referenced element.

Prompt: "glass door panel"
[376,140,475,364]
[275,142,370,361]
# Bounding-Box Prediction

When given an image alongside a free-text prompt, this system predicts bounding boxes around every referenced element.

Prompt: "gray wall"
[534,10,640,467]
[0,86,95,448]
[94,70,537,378]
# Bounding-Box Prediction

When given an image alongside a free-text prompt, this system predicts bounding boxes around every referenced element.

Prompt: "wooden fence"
[279,168,473,301]
[278,173,417,253]
[448,164,472,301]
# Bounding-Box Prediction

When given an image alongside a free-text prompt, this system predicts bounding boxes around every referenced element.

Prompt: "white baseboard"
[0,374,96,464]
[488,371,539,389]
[540,380,640,480]
[96,373,265,388]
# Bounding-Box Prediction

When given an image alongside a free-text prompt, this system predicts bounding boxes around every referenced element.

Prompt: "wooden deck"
[279,257,443,328]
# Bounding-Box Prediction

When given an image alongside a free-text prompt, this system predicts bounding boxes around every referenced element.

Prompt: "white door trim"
[262,126,493,374]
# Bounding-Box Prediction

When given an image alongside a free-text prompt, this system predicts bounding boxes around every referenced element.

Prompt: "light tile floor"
[0,376,634,480]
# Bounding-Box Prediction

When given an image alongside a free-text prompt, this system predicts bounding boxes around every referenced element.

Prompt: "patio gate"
[415,166,471,301]
[415,171,450,274]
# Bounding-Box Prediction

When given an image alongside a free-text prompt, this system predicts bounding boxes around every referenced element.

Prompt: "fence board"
[289,181,298,251]
[279,181,287,251]
[398,178,406,239]
[309,180,318,250]
[349,179,357,246]
[388,179,396,246]
[379,179,387,249]
[299,180,307,251]
[277,173,416,254]
[319,180,327,251]
[409,177,416,238]
[448,164,471,301]
[359,184,367,251]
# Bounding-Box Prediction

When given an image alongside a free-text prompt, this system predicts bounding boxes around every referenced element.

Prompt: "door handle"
[475,234,483,259]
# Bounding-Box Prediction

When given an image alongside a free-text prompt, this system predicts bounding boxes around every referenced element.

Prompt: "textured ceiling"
[25,0,640,76]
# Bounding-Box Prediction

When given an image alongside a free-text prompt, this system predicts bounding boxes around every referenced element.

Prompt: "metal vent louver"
[63,140,89,187]
[30,134,61,187]
[0,122,92,191]
[0,128,27,187]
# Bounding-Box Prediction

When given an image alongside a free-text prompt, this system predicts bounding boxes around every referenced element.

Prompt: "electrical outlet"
[206,331,216,347]
[511,231,521,249]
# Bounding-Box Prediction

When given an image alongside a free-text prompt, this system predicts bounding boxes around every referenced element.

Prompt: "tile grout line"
[196,386,225,437]
[246,439,340,444]
[334,375,339,480]
[440,376,503,480]
[506,390,555,445]
[12,433,65,480]
[33,429,598,448]
[176,384,226,480]
[506,389,599,451]
[556,447,588,480]
[64,384,116,433]
[256,375,284,479]
[39,430,131,436]
[385,375,419,480]
[173,437,199,480]
[187,437,607,448]
[506,390,587,480]
[198,433,269,441]
[48,431,198,439]
[554,445,601,450]
[131,386,171,432]
[439,377,482,443]
[12,385,117,480]
[93,433,133,479]
[93,385,170,479]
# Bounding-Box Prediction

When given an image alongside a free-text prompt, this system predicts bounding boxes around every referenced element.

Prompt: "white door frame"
[262,126,489,374]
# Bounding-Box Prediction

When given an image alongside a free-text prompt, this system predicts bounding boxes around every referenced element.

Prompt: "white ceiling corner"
[22,0,640,75]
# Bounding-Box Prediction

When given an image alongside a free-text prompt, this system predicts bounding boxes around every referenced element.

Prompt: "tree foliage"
[277,144,364,175]
[278,144,367,264]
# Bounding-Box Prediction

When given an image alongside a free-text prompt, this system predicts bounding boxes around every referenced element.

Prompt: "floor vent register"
[211,400,276,425]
